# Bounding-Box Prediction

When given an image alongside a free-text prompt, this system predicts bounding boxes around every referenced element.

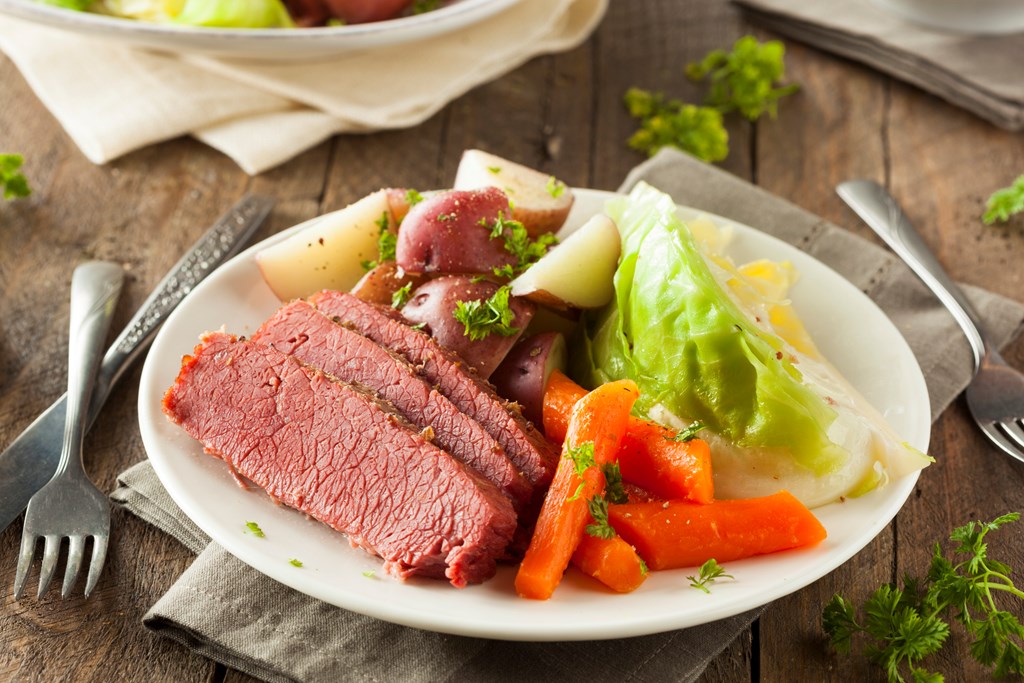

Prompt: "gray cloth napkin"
[112,147,1024,683]
[733,0,1024,131]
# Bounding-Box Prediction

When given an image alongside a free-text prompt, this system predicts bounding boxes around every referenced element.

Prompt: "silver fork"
[837,180,1024,463]
[14,261,124,599]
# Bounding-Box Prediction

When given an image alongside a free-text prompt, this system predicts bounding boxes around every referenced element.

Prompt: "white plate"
[0,0,519,60]
[138,188,930,641]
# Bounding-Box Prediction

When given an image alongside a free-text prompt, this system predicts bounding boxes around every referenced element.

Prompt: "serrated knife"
[0,194,274,534]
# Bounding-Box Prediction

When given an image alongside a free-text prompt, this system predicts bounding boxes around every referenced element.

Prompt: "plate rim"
[138,187,929,641]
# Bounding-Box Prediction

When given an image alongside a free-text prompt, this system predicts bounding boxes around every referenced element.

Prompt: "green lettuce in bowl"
[572,182,931,508]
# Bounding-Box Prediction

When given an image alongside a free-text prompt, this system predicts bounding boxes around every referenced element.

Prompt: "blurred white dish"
[0,0,521,60]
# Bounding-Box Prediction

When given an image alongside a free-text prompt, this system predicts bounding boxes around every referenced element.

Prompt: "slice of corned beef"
[253,300,532,512]
[309,291,559,492]
[162,331,516,587]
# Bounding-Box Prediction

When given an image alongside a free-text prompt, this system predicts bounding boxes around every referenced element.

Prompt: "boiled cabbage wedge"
[573,182,930,508]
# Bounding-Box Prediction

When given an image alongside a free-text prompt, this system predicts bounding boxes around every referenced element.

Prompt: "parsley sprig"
[361,211,396,270]
[668,421,705,443]
[1,154,31,200]
[688,558,732,594]
[983,176,1024,225]
[823,512,1024,682]
[481,212,558,278]
[624,89,728,162]
[391,282,413,309]
[686,36,800,122]
[585,495,617,540]
[564,441,597,501]
[452,284,519,341]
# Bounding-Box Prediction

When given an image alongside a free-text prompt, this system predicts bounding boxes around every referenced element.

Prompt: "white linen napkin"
[0,0,606,174]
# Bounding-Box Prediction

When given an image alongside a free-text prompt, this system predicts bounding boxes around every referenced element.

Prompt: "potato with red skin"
[322,0,413,23]
[349,261,426,306]
[396,188,516,275]
[490,332,567,426]
[400,276,534,378]
[385,187,418,226]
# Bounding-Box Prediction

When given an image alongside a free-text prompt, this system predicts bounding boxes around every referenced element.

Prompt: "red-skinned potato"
[396,187,516,275]
[385,187,417,225]
[453,149,575,237]
[399,276,535,378]
[490,332,567,426]
[322,0,412,23]
[350,262,427,306]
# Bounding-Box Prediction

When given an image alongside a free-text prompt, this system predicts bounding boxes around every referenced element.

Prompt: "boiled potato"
[400,276,535,378]
[509,213,620,309]
[350,261,427,306]
[490,332,567,426]
[255,190,393,301]
[453,149,574,237]
[396,187,516,275]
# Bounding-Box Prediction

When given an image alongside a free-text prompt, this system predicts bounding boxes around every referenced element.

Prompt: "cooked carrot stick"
[617,421,714,504]
[543,370,713,503]
[607,491,827,570]
[571,534,648,593]
[515,379,639,600]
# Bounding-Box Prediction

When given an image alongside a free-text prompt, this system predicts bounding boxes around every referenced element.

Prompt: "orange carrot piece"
[608,491,827,570]
[617,421,714,504]
[543,370,714,503]
[542,369,587,444]
[571,534,648,593]
[515,379,639,600]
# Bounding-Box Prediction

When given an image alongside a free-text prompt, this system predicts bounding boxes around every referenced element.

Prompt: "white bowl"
[873,0,1024,35]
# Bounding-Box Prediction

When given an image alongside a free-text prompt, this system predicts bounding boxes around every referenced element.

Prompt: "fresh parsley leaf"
[405,189,424,206]
[686,36,800,122]
[602,462,629,504]
[391,282,413,309]
[824,513,1024,682]
[585,495,617,540]
[668,421,705,443]
[0,154,31,200]
[546,175,567,198]
[688,558,732,594]
[326,17,346,26]
[481,211,558,276]
[362,212,396,270]
[564,441,596,501]
[983,176,1024,224]
[362,569,376,578]
[487,166,502,174]
[289,558,303,568]
[452,284,520,341]
[245,521,265,538]
[412,0,440,14]
[624,89,729,162]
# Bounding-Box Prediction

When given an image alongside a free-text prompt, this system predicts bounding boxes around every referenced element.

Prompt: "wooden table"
[2,1,1024,680]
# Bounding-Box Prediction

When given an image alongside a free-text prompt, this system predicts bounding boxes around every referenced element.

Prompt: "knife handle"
[89,194,274,420]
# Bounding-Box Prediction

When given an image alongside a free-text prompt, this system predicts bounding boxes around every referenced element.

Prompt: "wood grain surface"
[2,1,1024,681]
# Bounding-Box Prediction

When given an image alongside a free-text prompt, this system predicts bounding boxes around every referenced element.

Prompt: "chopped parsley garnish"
[668,421,705,443]
[436,212,455,222]
[289,558,303,568]
[391,282,413,309]
[688,558,732,593]
[824,512,1024,682]
[487,165,502,174]
[480,211,557,277]
[362,569,377,578]
[405,189,424,206]
[452,284,519,341]
[602,462,629,504]
[362,212,396,270]
[624,88,728,162]
[546,175,567,198]
[639,558,649,577]
[412,0,440,14]
[244,521,265,538]
[564,441,596,501]
[585,495,617,540]
[983,175,1024,224]
[686,36,800,122]
[326,17,346,26]
[0,154,31,200]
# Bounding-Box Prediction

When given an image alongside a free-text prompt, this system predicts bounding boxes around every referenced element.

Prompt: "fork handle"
[57,262,124,478]
[837,179,991,372]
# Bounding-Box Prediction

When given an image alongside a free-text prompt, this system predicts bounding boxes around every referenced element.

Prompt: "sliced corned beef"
[309,291,559,491]
[252,300,532,511]
[162,331,516,587]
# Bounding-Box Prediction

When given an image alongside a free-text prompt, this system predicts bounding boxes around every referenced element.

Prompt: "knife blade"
[0,194,274,534]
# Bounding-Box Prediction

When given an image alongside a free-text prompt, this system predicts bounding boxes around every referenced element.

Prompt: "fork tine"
[36,535,62,599]
[13,533,39,600]
[998,421,1024,452]
[84,535,108,598]
[62,535,86,598]
[980,422,1024,465]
